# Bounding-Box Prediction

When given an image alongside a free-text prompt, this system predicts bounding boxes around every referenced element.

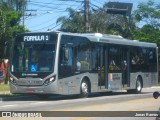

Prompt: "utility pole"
[22,1,36,26]
[22,10,37,26]
[22,4,25,26]
[84,0,89,32]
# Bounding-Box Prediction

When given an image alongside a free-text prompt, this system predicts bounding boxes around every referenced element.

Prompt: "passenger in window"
[149,51,153,60]
[132,55,140,64]
[122,60,127,70]
[132,59,136,64]
[110,60,116,66]
[109,60,116,70]
[76,58,81,72]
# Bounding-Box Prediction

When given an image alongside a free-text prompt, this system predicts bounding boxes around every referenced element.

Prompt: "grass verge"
[0,84,9,91]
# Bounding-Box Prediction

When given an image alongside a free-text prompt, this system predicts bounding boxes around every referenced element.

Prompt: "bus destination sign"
[24,35,49,42]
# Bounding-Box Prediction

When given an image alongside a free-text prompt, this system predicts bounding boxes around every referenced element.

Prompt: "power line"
[29,1,83,31]
[25,0,107,32]
[93,0,107,6]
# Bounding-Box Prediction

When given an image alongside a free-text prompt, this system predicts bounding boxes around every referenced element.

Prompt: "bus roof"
[19,31,157,48]
[60,32,157,48]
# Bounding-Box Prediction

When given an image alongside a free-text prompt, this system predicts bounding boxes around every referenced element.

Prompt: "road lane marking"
[30,102,48,105]
[73,117,96,120]
[0,102,48,109]
[1,104,17,108]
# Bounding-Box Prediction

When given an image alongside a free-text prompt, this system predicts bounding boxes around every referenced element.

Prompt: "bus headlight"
[43,76,56,86]
[9,77,17,85]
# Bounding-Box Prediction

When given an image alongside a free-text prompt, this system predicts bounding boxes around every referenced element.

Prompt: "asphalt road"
[0,87,160,120]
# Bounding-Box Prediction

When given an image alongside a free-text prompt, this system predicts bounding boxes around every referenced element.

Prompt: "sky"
[24,0,160,32]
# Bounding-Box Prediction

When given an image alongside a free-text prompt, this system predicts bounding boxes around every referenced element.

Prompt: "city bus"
[9,31,158,98]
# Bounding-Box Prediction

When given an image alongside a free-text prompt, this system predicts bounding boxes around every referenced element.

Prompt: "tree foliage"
[0,0,28,59]
[133,0,160,58]
[134,0,160,29]
[57,8,85,33]
[57,3,135,39]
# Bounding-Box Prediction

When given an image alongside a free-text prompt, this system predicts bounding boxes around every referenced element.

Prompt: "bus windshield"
[11,42,56,73]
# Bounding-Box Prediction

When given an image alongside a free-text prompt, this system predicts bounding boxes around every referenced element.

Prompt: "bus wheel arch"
[79,76,91,98]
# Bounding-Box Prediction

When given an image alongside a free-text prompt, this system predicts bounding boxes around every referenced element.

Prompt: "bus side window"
[109,46,121,71]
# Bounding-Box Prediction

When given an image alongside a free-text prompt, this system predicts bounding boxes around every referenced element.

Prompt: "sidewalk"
[151,86,160,89]
[0,91,11,95]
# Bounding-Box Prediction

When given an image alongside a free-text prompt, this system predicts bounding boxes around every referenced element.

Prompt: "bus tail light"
[43,76,56,86]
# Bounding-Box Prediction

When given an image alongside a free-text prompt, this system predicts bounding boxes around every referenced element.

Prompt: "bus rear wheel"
[135,79,142,93]
[127,78,142,94]
[80,79,89,98]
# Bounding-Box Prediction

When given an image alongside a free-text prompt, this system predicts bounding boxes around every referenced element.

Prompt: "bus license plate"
[26,89,34,93]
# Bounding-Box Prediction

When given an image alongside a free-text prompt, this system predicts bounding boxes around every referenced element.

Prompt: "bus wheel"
[80,80,89,98]
[135,78,142,94]
[127,78,142,94]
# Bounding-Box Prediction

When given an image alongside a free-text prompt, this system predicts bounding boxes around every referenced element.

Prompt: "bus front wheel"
[80,79,89,98]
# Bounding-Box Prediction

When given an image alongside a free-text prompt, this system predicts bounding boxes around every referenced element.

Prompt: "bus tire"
[80,79,89,98]
[135,78,142,93]
[127,77,142,94]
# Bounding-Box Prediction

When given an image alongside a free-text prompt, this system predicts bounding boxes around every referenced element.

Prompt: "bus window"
[130,47,157,72]
[109,46,121,72]
[76,46,90,72]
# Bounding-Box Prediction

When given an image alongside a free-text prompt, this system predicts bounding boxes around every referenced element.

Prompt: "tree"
[57,3,136,39]
[133,0,160,58]
[1,0,27,14]
[0,1,28,59]
[57,8,85,33]
[91,3,135,39]
[0,1,28,84]
[134,0,160,29]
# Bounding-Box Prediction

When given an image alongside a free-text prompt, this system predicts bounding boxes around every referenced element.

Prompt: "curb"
[0,94,37,101]
[151,86,160,89]
[0,91,10,95]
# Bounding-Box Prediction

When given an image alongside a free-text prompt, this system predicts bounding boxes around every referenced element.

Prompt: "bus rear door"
[122,47,130,88]
[98,45,108,90]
